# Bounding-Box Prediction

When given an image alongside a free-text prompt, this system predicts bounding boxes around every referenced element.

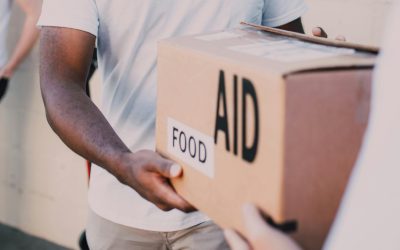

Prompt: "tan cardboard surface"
[282,70,372,248]
[160,28,376,76]
[157,47,287,224]
[156,28,376,249]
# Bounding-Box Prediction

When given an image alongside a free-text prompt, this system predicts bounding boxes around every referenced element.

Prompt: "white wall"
[0,4,90,249]
[0,0,395,248]
[303,0,394,47]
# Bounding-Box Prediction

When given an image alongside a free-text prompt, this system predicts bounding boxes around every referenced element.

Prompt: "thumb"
[243,203,272,237]
[335,35,346,42]
[242,204,302,250]
[312,27,328,38]
[168,163,183,178]
[154,159,183,179]
[224,229,251,250]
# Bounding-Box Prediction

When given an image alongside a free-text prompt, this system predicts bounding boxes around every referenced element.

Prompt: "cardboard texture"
[156,27,375,250]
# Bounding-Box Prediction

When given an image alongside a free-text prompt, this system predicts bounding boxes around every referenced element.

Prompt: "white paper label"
[167,118,215,178]
[229,40,355,62]
[196,31,244,42]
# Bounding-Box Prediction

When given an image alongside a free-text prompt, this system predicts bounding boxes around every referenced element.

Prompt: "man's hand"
[0,66,13,79]
[224,204,301,250]
[117,150,196,212]
[275,18,346,41]
[312,27,346,41]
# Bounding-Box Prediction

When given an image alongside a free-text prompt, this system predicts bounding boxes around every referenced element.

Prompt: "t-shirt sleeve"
[262,0,308,27]
[37,0,99,37]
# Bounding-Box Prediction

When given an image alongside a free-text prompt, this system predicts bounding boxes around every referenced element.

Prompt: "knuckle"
[158,157,172,169]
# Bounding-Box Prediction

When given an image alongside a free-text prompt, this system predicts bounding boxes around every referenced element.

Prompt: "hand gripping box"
[156,24,377,250]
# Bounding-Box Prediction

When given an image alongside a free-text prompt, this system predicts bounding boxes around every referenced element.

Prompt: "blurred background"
[0,0,394,248]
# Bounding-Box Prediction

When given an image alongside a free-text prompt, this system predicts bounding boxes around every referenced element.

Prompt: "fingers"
[169,163,183,178]
[130,150,195,212]
[242,203,272,238]
[312,27,328,38]
[335,35,346,42]
[151,154,183,178]
[0,66,13,79]
[224,229,251,250]
[153,177,196,212]
[242,204,302,250]
[312,27,347,41]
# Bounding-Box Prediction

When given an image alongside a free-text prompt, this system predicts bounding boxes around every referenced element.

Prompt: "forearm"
[6,15,40,72]
[40,26,130,180]
[5,0,42,75]
[41,80,130,180]
[39,26,195,212]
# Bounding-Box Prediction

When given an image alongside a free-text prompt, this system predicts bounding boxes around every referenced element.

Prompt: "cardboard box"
[156,25,377,250]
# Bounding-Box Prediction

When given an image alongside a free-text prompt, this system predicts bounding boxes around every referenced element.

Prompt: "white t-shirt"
[0,0,12,68]
[38,0,307,231]
[324,2,400,249]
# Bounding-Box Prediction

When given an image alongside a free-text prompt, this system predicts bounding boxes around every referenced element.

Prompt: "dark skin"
[277,17,305,34]
[40,18,319,213]
[40,27,193,212]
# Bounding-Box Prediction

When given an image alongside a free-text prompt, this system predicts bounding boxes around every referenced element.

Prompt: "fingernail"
[242,203,257,215]
[223,229,234,238]
[170,163,182,177]
[223,229,239,242]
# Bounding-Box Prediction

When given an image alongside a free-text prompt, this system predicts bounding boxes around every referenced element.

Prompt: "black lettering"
[214,70,230,151]
[172,127,178,148]
[242,78,259,163]
[199,140,207,163]
[233,75,238,156]
[188,136,196,158]
[179,131,187,153]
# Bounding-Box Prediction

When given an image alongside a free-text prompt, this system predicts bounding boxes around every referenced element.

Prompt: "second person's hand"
[312,27,346,41]
[224,204,301,250]
[0,65,13,79]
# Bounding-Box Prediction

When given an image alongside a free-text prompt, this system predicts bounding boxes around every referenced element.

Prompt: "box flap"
[241,22,379,54]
